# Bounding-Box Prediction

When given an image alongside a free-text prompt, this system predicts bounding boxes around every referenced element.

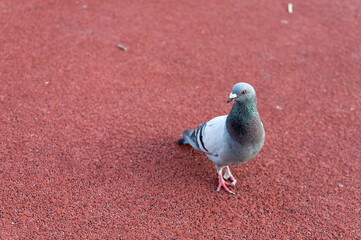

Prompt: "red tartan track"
[0,0,360,239]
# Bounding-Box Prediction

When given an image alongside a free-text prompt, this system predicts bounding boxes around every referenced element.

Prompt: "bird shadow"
[127,135,216,190]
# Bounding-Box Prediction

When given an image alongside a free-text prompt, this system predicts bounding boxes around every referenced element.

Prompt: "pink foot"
[223,166,237,186]
[216,175,235,194]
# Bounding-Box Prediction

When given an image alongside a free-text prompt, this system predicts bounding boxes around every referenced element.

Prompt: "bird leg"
[216,167,235,194]
[223,166,237,186]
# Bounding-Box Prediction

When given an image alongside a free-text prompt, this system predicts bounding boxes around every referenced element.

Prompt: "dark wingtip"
[178,138,186,145]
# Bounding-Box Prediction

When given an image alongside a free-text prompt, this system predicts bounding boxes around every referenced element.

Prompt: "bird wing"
[184,115,227,156]
[201,115,227,156]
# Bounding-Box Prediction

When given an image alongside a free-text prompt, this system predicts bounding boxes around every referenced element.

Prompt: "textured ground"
[1,0,360,239]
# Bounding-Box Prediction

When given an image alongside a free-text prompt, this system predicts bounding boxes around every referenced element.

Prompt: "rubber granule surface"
[0,0,360,239]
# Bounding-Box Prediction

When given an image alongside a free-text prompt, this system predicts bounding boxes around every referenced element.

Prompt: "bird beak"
[227,93,237,103]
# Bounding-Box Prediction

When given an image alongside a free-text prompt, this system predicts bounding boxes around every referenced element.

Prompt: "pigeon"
[178,83,265,194]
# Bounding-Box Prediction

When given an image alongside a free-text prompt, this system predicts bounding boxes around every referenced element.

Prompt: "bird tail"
[177,129,193,145]
[178,128,209,154]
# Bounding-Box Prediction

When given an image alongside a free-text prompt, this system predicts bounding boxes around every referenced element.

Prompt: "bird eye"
[241,90,246,95]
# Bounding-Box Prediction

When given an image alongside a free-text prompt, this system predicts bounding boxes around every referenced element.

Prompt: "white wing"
[199,115,227,156]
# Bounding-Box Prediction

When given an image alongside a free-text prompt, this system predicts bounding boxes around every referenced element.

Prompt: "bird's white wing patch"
[201,115,227,155]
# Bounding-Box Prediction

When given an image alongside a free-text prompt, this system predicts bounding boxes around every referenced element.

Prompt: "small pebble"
[117,44,127,51]
[288,3,293,14]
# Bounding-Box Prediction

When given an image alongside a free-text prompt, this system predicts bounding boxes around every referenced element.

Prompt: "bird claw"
[216,189,235,195]
[216,190,236,195]
[223,177,237,186]
[216,175,236,194]
[223,167,237,186]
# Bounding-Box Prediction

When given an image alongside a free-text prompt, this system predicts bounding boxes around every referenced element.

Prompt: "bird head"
[227,83,257,104]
